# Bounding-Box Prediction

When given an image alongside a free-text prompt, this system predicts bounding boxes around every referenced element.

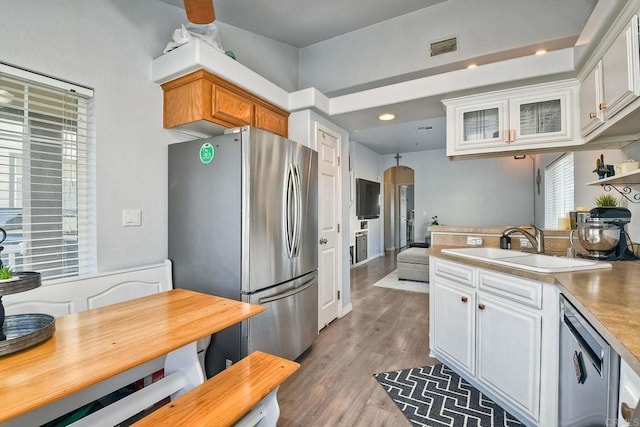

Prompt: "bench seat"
[134,351,299,427]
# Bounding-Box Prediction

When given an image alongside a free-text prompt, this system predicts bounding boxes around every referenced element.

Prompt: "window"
[545,153,574,229]
[0,64,95,280]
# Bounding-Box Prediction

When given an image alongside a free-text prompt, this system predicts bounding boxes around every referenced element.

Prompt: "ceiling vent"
[430,37,458,57]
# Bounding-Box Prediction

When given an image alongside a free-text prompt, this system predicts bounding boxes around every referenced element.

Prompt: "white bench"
[2,260,206,426]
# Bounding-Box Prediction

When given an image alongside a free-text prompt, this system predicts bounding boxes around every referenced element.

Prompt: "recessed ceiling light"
[535,49,547,55]
[467,64,478,69]
[378,113,396,121]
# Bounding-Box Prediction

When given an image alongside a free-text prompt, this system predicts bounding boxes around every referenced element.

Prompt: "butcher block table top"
[0,288,264,423]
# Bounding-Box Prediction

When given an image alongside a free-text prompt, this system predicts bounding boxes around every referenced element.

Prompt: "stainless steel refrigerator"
[168,126,318,377]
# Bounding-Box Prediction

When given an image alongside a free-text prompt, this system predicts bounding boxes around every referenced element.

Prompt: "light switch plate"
[123,209,141,227]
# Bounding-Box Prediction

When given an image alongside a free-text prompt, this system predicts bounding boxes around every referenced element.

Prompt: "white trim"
[339,303,353,318]
[0,62,94,97]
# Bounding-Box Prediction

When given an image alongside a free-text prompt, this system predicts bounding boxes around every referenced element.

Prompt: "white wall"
[216,22,299,92]
[298,0,596,94]
[0,0,300,272]
[350,142,383,261]
[381,149,534,240]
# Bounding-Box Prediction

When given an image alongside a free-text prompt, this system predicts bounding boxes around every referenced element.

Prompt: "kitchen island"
[0,289,264,425]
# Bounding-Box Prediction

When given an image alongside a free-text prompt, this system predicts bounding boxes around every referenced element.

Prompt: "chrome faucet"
[502,223,545,254]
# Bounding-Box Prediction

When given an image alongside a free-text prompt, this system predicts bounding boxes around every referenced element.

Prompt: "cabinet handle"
[589,112,597,119]
[510,129,515,142]
[504,130,510,144]
[621,402,635,422]
[478,303,486,310]
[461,296,468,303]
[599,102,607,110]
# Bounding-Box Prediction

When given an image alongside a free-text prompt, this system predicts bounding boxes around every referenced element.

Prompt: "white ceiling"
[157,0,608,155]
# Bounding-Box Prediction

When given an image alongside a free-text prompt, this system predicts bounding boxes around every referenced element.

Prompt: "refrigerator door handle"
[258,278,315,304]
[285,164,295,259]
[292,164,302,257]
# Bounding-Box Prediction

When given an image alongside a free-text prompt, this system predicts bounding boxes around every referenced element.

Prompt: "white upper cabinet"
[580,60,605,136]
[444,80,581,157]
[601,15,640,120]
[581,15,639,139]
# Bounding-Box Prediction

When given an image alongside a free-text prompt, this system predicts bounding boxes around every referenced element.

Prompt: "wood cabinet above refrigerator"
[161,69,289,138]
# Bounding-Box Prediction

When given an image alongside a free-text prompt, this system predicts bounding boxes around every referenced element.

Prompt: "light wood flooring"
[277,251,438,426]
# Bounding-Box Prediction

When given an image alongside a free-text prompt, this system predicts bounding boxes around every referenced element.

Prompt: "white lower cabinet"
[476,293,541,420]
[433,279,475,375]
[429,257,559,427]
[618,358,640,427]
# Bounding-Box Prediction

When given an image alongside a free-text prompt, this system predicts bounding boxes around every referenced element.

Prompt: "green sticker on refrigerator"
[199,143,214,164]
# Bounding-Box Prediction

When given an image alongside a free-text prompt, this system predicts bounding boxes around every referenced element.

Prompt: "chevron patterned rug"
[374,364,525,427]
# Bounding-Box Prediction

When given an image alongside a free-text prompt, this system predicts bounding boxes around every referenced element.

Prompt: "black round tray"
[0,272,42,297]
[0,313,55,356]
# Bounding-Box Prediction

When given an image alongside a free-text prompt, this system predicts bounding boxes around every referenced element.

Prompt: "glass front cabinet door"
[509,89,572,145]
[449,99,509,152]
[444,80,580,157]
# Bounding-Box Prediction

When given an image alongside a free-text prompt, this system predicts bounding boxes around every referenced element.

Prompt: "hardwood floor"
[278,251,439,426]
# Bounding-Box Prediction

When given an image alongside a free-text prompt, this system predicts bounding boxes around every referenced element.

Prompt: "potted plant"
[594,194,619,207]
[0,266,16,282]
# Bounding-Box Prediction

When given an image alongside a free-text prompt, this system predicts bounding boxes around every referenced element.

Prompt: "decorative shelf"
[586,169,640,204]
[586,168,640,186]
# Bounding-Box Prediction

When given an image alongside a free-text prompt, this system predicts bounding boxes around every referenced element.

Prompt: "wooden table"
[0,289,264,424]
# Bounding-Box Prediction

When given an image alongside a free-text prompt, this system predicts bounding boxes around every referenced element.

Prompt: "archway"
[383,166,415,251]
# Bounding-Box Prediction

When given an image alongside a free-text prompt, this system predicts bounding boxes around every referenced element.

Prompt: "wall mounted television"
[356,178,380,219]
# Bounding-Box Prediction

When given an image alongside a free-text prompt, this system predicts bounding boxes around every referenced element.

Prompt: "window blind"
[0,65,95,280]
[545,153,574,229]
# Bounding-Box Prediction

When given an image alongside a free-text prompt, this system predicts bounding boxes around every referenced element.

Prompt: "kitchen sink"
[441,247,612,273]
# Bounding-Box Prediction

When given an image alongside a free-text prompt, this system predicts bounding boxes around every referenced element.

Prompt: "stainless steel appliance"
[168,126,318,377]
[559,296,619,426]
[574,207,637,260]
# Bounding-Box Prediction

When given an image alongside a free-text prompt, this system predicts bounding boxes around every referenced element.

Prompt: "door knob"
[319,238,328,244]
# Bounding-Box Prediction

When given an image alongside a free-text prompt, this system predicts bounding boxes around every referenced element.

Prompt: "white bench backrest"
[3,260,173,316]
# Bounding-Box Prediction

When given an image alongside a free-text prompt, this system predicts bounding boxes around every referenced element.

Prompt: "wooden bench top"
[134,351,300,426]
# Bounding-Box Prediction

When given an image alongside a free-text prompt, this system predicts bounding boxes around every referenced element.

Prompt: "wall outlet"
[122,209,141,227]
[520,238,533,249]
[225,359,233,369]
[466,236,483,246]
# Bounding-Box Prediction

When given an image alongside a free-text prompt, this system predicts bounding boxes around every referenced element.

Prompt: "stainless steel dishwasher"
[559,295,619,426]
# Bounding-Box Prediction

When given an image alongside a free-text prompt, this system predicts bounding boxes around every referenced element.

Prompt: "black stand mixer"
[574,207,637,261]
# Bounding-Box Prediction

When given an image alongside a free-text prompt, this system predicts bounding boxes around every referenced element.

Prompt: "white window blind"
[545,153,574,229]
[0,64,95,280]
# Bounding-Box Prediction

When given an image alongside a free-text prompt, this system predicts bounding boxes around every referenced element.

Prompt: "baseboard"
[351,252,384,269]
[339,303,353,318]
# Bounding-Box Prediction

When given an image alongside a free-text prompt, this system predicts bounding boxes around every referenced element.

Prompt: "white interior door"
[317,125,340,330]
[399,185,407,248]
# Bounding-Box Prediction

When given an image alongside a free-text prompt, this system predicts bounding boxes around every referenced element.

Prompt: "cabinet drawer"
[479,270,542,309]
[432,257,474,288]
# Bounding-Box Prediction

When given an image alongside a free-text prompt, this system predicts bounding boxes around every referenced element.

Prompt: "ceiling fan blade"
[183,0,216,24]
